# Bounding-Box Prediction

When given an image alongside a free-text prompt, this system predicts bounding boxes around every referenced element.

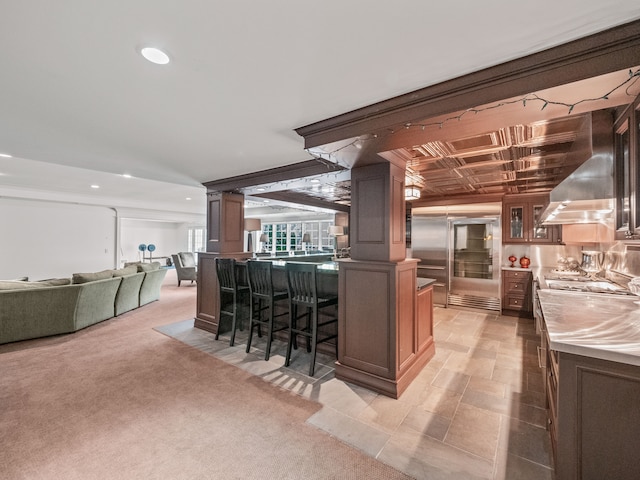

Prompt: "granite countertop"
[502,266,534,272]
[251,258,339,273]
[417,278,436,290]
[537,289,640,367]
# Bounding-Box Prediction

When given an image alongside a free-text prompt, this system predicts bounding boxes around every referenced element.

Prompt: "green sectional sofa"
[0,263,167,344]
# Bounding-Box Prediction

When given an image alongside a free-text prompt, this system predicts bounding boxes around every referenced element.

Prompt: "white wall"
[1,197,206,280]
[120,218,189,266]
[1,198,116,280]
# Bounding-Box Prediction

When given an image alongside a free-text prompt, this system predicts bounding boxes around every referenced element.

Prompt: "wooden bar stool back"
[214,257,249,346]
[246,260,289,360]
[284,262,338,376]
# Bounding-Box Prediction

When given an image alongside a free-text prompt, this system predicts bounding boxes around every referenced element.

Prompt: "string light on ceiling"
[306,68,640,166]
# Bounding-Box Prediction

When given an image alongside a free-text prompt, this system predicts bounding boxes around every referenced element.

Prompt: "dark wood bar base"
[195,251,252,336]
[335,258,435,399]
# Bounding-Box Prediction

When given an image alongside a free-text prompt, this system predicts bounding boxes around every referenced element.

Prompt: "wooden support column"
[335,162,435,398]
[195,192,250,334]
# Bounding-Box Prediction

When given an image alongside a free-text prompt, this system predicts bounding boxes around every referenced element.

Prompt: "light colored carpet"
[0,280,412,480]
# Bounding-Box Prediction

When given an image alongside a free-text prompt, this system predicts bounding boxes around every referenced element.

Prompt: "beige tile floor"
[156,307,553,480]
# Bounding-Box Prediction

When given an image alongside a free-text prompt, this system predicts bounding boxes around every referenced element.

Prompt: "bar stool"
[245,260,289,360]
[214,257,249,346]
[284,262,338,376]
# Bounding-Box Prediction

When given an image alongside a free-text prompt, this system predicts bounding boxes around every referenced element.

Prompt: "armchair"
[171,252,197,286]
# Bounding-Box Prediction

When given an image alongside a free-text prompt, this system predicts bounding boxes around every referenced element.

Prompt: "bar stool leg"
[263,298,273,361]
[285,304,298,367]
[229,291,238,347]
[309,306,319,376]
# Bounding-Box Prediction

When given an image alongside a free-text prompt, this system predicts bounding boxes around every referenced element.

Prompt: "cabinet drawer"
[506,280,527,293]
[504,270,531,280]
[504,294,527,310]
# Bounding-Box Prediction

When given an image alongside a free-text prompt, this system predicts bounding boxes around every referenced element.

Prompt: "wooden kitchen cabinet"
[547,349,640,480]
[538,307,640,480]
[614,94,640,239]
[502,269,532,317]
[502,194,561,244]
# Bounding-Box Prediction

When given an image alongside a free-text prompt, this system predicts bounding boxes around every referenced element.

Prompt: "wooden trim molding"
[295,20,640,150]
[203,159,345,192]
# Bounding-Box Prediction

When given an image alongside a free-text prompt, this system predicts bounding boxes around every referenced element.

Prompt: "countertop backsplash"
[503,241,640,280]
[503,244,584,269]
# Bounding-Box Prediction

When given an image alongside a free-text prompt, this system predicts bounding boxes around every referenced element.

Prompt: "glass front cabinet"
[503,194,561,244]
[614,94,640,239]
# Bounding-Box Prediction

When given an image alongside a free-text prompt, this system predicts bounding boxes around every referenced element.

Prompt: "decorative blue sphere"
[138,244,147,252]
[147,244,156,252]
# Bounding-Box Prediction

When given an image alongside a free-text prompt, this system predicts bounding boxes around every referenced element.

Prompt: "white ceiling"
[1,1,640,215]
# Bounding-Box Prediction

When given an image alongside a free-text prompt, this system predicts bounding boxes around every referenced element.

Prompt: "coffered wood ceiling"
[242,65,637,208]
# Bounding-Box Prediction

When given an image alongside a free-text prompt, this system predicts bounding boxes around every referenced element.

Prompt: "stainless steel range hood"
[539,110,614,225]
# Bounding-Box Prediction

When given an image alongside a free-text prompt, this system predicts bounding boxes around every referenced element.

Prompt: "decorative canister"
[508,255,517,267]
[519,255,531,268]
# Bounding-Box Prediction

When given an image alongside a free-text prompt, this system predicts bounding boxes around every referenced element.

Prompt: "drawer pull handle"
[537,346,546,369]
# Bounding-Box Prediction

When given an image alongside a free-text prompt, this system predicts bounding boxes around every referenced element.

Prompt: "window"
[260,220,335,254]
[188,227,205,253]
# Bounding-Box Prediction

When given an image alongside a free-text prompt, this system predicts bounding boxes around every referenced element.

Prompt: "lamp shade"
[244,218,261,231]
[259,233,268,242]
[328,226,345,236]
[302,233,311,243]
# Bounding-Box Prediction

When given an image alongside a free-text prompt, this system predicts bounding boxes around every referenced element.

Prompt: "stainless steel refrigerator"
[410,204,502,311]
[411,214,449,306]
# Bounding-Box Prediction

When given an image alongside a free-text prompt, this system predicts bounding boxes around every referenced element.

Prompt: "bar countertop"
[417,277,436,290]
[537,289,640,367]
[255,258,436,289]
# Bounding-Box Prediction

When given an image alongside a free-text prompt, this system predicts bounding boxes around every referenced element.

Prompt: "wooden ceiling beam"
[295,20,640,150]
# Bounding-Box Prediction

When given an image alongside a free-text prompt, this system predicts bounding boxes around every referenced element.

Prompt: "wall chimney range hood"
[539,110,614,226]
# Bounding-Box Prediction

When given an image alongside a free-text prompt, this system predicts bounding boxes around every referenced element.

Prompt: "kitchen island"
[195,252,436,398]
[537,289,640,480]
[195,252,337,336]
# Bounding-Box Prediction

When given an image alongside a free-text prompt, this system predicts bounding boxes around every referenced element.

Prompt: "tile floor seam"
[492,412,505,480]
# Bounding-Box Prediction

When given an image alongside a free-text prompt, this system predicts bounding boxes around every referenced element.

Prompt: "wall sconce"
[244,218,262,252]
[405,185,421,201]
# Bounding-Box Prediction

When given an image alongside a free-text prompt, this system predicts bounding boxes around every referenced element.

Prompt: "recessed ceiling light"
[185,197,191,201]
[91,185,100,189]
[140,47,170,65]
[122,174,132,179]
[310,179,320,183]
[0,153,12,158]
[257,187,266,192]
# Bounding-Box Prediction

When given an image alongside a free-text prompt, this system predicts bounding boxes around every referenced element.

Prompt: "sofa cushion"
[0,281,43,290]
[11,276,29,281]
[72,270,114,284]
[113,265,138,277]
[37,278,72,286]
[124,261,142,268]
[137,262,161,273]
